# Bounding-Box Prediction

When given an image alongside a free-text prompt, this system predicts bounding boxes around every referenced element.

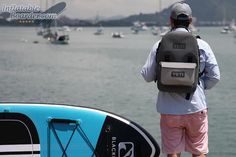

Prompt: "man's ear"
[169,17,174,28]
[189,17,193,24]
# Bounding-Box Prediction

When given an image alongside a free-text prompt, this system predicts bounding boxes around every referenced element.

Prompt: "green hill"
[187,0,236,22]
[100,0,236,26]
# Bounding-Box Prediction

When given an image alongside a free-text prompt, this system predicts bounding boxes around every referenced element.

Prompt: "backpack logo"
[173,43,186,49]
[118,142,134,157]
[171,71,185,78]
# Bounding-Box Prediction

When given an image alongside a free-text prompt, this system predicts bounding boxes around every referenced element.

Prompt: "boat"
[220,19,236,34]
[48,18,70,44]
[220,26,231,34]
[229,19,236,31]
[34,2,66,37]
[151,27,160,36]
[34,2,69,44]
[0,103,160,157]
[132,29,139,34]
[112,32,125,38]
[131,21,148,31]
[94,26,104,35]
[48,30,69,44]
[74,27,83,31]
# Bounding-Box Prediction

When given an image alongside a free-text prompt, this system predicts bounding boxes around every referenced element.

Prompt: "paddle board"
[0,103,160,157]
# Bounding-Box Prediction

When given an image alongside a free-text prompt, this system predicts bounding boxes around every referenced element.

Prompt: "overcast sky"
[63,0,180,19]
[1,0,180,19]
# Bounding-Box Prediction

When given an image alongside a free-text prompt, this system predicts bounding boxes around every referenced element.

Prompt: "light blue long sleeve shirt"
[141,28,220,115]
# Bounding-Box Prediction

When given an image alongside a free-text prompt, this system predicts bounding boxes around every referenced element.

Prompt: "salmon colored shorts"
[160,109,208,155]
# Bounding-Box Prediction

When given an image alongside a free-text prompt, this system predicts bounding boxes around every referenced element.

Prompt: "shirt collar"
[172,27,190,32]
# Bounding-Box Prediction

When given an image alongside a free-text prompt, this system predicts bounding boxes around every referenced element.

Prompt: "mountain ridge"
[99,0,236,26]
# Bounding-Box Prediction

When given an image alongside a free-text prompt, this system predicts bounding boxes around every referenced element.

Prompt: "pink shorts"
[160,109,208,155]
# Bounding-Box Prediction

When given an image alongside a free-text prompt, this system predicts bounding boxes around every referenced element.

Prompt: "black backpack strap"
[185,35,201,100]
[155,42,162,82]
[155,42,161,62]
[185,93,191,100]
[196,35,201,39]
[199,69,205,77]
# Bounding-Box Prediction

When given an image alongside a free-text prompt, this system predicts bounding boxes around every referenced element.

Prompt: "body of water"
[0,26,235,157]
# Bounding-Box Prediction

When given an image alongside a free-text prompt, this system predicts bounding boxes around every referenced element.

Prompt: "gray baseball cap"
[171,2,192,20]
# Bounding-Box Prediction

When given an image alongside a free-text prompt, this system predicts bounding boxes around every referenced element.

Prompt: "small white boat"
[49,35,69,44]
[94,26,104,35]
[151,27,160,36]
[48,30,69,44]
[111,32,125,38]
[132,29,139,34]
[220,26,231,34]
[74,27,83,31]
[221,19,236,34]
[131,21,148,31]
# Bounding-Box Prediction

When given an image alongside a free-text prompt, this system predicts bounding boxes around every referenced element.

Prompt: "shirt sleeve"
[140,41,160,82]
[199,40,221,90]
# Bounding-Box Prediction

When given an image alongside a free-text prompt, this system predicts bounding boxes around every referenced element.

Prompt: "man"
[141,2,220,157]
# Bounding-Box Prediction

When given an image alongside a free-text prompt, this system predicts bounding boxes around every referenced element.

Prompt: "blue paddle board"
[0,103,160,157]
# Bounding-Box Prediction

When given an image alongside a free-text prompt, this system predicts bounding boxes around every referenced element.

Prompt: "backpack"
[156,30,199,97]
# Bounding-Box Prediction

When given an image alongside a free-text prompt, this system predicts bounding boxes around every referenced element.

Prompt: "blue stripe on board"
[0,104,107,157]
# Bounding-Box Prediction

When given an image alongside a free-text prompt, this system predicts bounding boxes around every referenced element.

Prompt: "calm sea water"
[0,26,235,157]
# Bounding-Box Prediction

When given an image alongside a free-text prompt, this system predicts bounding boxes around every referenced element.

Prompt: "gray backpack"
[156,31,199,96]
